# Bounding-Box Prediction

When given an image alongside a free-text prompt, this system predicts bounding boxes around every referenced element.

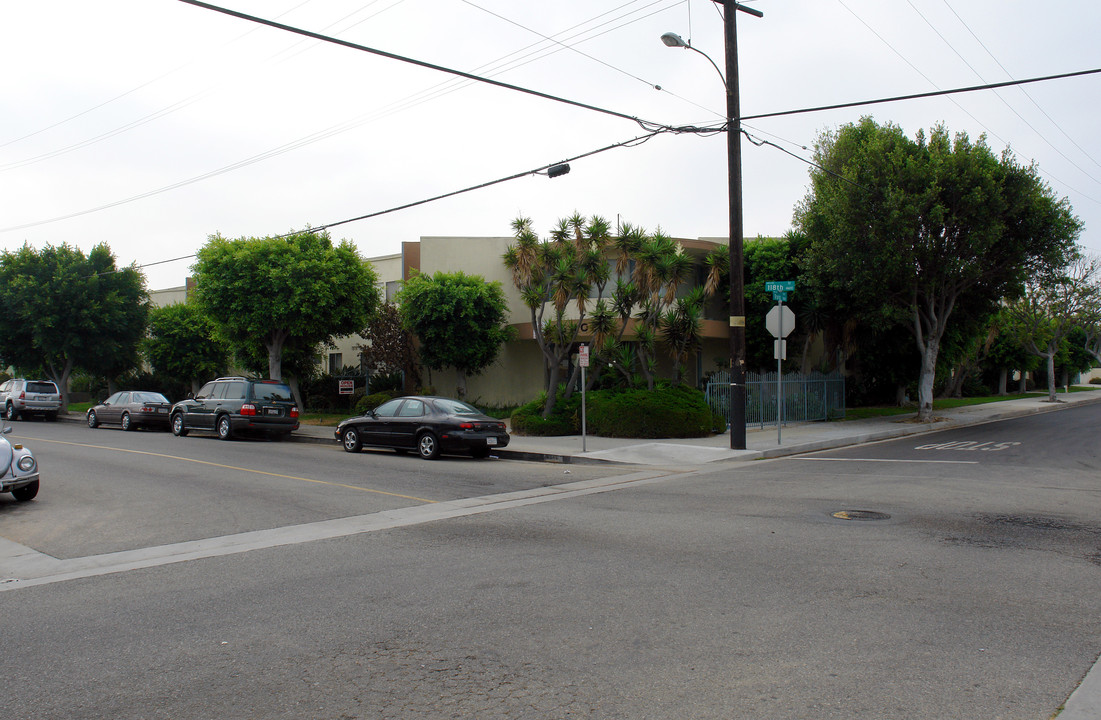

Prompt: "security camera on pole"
[764,281,796,444]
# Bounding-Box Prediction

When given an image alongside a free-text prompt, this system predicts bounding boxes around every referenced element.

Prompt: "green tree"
[797,118,1080,420]
[398,270,514,399]
[1005,253,1098,401]
[145,302,230,395]
[504,215,612,413]
[356,302,420,392]
[0,243,148,407]
[191,231,379,383]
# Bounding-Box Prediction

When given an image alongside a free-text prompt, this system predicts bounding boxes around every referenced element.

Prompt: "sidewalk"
[292,388,1101,466]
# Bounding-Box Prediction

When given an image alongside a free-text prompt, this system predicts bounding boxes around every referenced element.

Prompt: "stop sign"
[765,305,796,338]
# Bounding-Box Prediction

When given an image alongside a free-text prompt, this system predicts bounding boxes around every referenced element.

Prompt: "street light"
[662,1,761,450]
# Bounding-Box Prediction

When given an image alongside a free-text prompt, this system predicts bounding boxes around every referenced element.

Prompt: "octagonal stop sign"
[765,305,796,338]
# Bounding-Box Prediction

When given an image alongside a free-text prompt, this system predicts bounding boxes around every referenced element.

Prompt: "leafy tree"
[797,118,1080,420]
[0,243,148,407]
[191,231,379,383]
[504,215,612,413]
[145,302,230,395]
[357,302,421,393]
[398,270,514,399]
[1005,253,1099,401]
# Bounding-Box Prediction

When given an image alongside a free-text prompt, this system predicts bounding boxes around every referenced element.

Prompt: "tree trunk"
[1018,372,1027,393]
[895,384,908,407]
[916,335,940,422]
[1046,352,1058,401]
[997,368,1008,396]
[267,342,282,381]
[286,375,304,410]
[456,370,467,400]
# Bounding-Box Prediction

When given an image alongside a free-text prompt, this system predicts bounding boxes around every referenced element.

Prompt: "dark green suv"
[169,377,299,440]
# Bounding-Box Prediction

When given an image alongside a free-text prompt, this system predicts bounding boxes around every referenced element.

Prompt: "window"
[223,381,246,400]
[196,383,216,399]
[329,352,343,375]
[398,399,425,417]
[374,399,403,417]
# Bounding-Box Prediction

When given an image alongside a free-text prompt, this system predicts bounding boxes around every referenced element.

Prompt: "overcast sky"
[3,0,1099,290]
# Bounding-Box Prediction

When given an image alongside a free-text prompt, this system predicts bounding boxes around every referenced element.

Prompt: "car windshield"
[433,398,480,416]
[133,392,169,404]
[253,383,293,402]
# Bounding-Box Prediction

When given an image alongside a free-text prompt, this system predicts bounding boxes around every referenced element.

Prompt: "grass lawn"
[843,386,1098,421]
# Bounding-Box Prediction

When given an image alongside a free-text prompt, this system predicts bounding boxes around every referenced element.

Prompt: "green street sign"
[764,280,796,293]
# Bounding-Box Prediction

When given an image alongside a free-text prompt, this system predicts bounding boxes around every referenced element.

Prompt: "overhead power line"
[175,0,669,132]
[741,68,1101,122]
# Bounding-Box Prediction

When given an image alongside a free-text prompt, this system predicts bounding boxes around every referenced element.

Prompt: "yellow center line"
[18,436,437,504]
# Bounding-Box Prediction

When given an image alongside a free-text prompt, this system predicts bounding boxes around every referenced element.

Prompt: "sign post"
[578,344,589,452]
[764,281,796,445]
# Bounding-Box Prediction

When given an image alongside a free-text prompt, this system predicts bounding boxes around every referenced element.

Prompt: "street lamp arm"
[659,33,727,89]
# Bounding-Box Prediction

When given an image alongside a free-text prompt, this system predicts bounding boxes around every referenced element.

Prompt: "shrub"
[509,391,581,436]
[511,385,715,438]
[586,385,712,438]
[355,391,396,414]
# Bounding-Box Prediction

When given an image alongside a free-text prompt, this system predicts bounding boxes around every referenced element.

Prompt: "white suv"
[0,378,62,421]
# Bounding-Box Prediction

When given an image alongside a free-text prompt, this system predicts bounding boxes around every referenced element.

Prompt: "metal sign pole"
[777,299,783,446]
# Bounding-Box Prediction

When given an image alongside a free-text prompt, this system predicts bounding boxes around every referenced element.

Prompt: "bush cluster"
[510,385,717,438]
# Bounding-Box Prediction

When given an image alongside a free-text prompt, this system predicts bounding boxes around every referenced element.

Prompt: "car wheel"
[216,415,233,440]
[87,410,99,428]
[12,480,38,502]
[341,427,362,453]
[121,413,133,431]
[5,403,18,421]
[471,446,490,459]
[417,431,440,460]
[171,413,189,437]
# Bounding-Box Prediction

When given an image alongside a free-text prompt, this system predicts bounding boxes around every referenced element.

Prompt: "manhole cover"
[831,509,891,521]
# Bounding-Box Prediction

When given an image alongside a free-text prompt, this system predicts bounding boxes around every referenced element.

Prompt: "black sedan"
[335,396,509,459]
[87,391,172,431]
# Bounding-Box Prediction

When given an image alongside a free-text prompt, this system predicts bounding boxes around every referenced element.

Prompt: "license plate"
[486,437,497,446]
[157,408,167,413]
[264,408,281,416]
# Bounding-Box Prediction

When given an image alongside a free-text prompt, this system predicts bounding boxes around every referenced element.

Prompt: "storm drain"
[831,510,891,521]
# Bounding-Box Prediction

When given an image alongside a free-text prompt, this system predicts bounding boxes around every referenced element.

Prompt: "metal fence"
[704,370,846,429]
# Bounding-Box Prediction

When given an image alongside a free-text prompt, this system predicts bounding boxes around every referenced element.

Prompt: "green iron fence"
[704,370,846,429]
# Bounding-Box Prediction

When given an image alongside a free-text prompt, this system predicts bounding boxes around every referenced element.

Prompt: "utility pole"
[720,1,762,450]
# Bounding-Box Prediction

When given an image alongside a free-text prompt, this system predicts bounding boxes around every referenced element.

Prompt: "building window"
[329,353,343,375]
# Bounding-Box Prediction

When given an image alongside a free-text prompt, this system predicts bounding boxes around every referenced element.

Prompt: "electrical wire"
[175,0,669,133]
[86,130,668,276]
[740,68,1101,122]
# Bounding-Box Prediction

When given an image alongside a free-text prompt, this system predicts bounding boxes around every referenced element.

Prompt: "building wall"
[323,253,404,376]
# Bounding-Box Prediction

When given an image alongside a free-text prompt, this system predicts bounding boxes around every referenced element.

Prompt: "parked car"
[87,391,172,431]
[335,396,509,459]
[0,378,61,421]
[0,418,40,501]
[170,377,299,440]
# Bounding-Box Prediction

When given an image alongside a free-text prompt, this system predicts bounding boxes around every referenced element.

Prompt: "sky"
[2,0,1099,291]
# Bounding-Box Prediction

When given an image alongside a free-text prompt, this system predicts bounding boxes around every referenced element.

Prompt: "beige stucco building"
[154,236,732,406]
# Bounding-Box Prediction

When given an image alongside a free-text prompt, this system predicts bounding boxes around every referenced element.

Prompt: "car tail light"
[18,392,25,400]
[140,406,153,413]
[290,407,299,418]
[240,403,257,416]
[460,422,474,429]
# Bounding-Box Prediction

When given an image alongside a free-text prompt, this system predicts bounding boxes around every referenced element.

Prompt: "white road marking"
[0,469,675,591]
[795,457,979,464]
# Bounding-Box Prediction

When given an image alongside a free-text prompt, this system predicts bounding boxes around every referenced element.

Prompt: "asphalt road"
[2,405,1100,719]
